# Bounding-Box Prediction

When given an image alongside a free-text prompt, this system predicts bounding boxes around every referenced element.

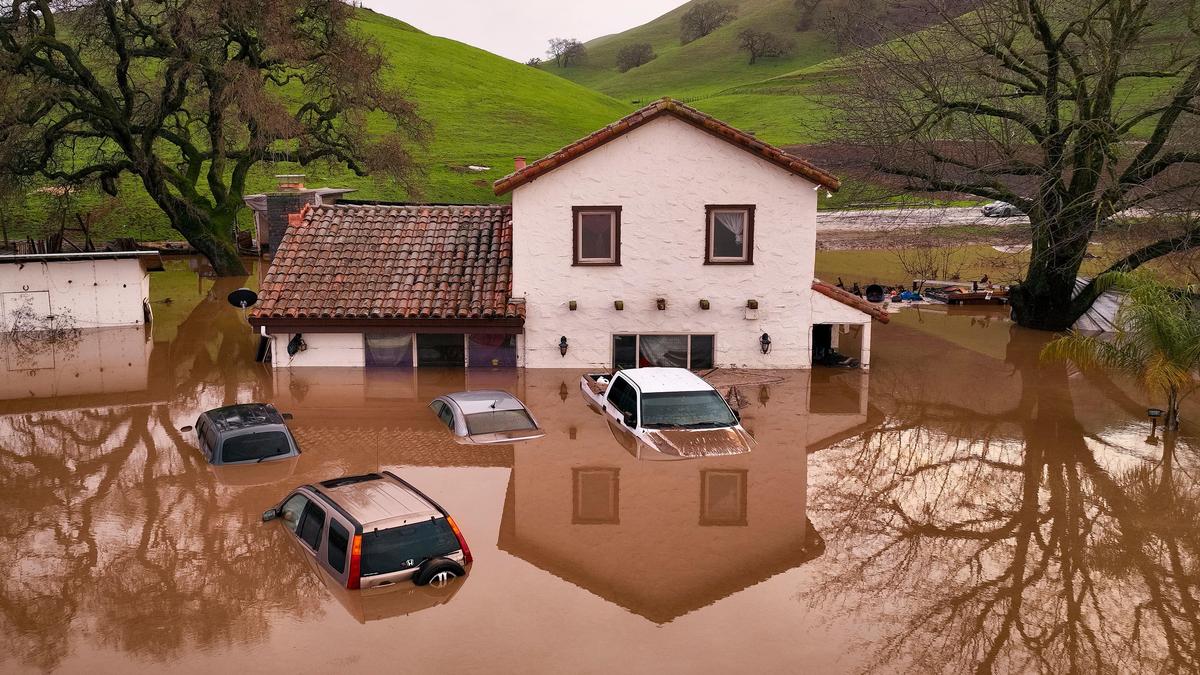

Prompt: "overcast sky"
[361,0,683,62]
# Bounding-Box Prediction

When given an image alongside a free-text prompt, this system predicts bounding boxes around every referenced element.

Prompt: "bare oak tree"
[826,0,1200,329]
[616,43,656,72]
[547,37,586,67]
[736,29,792,65]
[679,1,737,45]
[0,0,426,276]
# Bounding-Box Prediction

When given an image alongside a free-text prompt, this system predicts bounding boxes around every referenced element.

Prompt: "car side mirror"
[262,508,277,522]
[623,412,637,428]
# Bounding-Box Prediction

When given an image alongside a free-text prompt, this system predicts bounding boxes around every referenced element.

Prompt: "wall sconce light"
[559,336,569,357]
[614,300,624,311]
[699,299,710,310]
[759,332,772,354]
[568,300,577,311]
[656,297,667,311]
[559,381,569,402]
[569,426,578,440]
[758,385,770,405]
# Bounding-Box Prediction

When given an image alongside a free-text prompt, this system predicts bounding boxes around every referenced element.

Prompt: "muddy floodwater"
[1,259,1198,674]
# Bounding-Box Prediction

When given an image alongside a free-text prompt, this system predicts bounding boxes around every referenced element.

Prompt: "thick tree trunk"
[139,173,248,276]
[1009,218,1093,331]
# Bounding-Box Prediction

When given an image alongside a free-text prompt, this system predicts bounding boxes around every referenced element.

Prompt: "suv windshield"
[221,431,292,463]
[360,519,460,576]
[640,391,737,428]
[464,410,537,435]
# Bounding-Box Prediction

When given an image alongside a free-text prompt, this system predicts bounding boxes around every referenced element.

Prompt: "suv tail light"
[347,534,363,589]
[446,516,473,564]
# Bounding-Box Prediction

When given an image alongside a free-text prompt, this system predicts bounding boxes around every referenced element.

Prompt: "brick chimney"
[275,174,306,191]
[514,157,527,171]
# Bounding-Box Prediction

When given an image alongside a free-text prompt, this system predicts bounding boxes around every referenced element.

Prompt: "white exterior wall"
[512,116,821,369]
[272,332,366,367]
[0,259,150,330]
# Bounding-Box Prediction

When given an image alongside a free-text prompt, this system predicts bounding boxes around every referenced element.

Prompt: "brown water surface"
[1,260,1197,673]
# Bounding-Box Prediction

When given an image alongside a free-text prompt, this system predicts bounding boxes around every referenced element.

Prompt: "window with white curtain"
[706,205,754,263]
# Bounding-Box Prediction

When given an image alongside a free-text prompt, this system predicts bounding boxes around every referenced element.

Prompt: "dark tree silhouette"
[679,1,736,44]
[824,0,1200,329]
[0,0,426,276]
[616,43,657,72]
[737,29,792,65]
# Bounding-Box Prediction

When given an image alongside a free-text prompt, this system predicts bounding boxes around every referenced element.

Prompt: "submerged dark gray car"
[194,403,299,465]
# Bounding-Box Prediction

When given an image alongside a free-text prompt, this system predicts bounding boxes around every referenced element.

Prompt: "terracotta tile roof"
[250,204,522,322]
[812,280,891,323]
[494,97,840,195]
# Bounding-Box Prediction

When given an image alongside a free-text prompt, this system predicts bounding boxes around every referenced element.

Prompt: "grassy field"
[4,9,631,243]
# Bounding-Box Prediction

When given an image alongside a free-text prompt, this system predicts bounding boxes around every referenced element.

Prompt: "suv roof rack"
[319,473,383,489]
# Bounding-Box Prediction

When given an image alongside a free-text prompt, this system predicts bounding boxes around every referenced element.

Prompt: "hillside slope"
[539,0,845,146]
[10,9,631,242]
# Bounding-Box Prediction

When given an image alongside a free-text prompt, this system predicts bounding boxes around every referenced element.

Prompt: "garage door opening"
[417,334,466,367]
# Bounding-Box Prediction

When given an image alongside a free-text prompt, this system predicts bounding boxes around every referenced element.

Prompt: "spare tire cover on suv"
[414,557,465,587]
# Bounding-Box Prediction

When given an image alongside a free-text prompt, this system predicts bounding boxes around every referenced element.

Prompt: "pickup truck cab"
[580,367,755,459]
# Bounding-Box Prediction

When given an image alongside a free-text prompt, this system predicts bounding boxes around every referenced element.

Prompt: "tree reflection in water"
[810,327,1200,673]
[0,276,322,671]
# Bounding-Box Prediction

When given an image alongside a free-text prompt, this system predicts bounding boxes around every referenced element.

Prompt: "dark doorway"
[812,324,833,365]
[417,334,465,367]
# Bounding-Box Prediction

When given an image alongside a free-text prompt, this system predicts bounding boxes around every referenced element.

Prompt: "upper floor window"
[573,206,621,265]
[705,205,754,264]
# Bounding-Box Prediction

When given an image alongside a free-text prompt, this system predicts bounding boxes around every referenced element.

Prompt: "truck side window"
[607,377,637,418]
[297,502,326,551]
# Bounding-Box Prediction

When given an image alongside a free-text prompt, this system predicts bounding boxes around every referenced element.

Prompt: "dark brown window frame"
[704,204,755,265]
[572,206,622,266]
[572,467,621,524]
[699,468,749,526]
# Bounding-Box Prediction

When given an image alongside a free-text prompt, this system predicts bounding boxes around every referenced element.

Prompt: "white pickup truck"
[580,367,755,458]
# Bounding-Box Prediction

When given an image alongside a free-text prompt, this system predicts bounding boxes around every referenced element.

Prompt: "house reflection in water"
[0,325,153,404]
[495,368,874,624]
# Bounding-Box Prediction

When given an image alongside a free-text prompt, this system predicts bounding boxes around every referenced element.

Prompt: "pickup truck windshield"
[464,410,537,435]
[640,391,737,428]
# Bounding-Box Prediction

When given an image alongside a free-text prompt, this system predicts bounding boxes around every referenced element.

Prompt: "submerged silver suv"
[263,472,472,589]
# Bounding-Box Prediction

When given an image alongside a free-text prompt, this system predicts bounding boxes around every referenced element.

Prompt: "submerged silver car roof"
[442,390,527,415]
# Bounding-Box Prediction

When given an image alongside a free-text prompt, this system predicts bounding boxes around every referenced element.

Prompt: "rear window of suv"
[221,431,292,463]
[360,519,459,576]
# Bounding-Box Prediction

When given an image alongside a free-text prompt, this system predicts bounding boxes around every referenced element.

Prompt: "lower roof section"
[248,316,524,334]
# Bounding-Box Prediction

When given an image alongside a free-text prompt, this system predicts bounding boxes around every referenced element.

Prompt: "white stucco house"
[250,98,887,369]
[0,251,163,331]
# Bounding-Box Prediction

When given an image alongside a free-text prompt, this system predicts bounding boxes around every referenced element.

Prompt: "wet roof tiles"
[250,204,522,322]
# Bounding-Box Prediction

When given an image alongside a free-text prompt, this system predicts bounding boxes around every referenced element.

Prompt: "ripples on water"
[0,259,1196,673]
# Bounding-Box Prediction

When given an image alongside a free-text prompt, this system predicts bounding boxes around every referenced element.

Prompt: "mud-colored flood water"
[1,260,1197,674]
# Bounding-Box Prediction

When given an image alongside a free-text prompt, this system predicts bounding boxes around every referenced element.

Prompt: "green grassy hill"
[541,0,839,146]
[7,9,631,243]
